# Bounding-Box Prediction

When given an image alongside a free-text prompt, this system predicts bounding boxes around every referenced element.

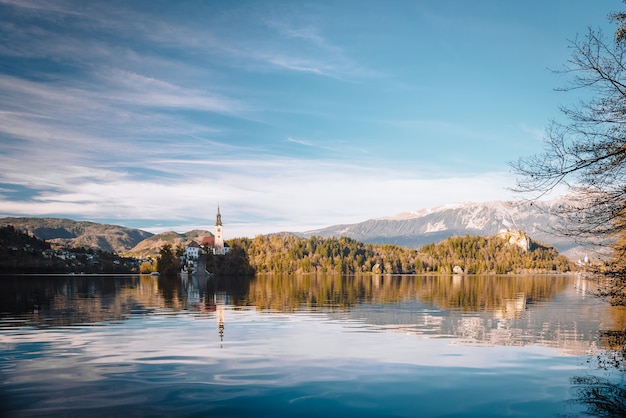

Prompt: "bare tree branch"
[510,19,626,253]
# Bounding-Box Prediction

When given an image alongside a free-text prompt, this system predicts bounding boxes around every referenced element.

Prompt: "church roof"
[200,236,215,247]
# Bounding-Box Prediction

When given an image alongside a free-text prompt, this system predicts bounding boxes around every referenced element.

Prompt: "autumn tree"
[512,8,626,269]
[157,243,180,275]
[139,260,155,274]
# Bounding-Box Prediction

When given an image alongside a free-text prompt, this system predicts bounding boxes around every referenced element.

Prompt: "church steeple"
[215,204,222,226]
[214,205,225,255]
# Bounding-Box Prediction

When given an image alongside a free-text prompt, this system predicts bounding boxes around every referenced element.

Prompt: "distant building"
[179,207,230,276]
[213,205,228,255]
[195,206,229,256]
[200,235,215,248]
[185,240,201,259]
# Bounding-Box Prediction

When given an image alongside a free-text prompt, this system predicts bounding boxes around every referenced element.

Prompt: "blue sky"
[0,0,619,237]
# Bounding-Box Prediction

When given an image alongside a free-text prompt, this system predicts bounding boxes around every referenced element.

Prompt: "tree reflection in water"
[6,273,626,415]
[566,329,626,417]
[244,273,573,313]
[597,330,626,372]
[567,375,626,417]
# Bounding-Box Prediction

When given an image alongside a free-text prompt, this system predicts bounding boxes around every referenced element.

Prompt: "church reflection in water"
[2,273,625,356]
[180,275,229,346]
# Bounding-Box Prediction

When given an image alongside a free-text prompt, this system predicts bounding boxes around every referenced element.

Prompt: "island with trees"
[2,221,573,276]
[223,230,572,276]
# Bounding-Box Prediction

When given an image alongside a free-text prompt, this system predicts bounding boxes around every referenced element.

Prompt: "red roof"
[200,236,215,247]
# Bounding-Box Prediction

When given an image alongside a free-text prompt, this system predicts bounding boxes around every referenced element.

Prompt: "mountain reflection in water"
[2,273,626,417]
[245,274,620,354]
[1,274,622,354]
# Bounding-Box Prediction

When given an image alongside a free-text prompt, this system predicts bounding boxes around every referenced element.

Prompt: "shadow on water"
[565,325,626,417]
[565,375,626,417]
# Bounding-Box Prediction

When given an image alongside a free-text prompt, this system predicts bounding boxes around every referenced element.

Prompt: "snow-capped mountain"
[303,200,589,259]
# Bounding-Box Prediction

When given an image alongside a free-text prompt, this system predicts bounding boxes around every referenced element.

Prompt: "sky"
[0,0,620,238]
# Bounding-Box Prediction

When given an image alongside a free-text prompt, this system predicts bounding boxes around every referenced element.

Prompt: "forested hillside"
[417,235,571,274]
[229,233,573,275]
[0,225,137,273]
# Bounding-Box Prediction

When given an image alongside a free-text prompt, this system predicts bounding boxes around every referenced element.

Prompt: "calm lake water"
[1,273,626,417]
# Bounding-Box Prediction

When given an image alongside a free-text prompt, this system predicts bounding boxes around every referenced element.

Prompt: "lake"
[1,273,625,417]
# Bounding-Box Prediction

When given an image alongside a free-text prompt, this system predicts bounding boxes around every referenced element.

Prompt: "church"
[183,206,229,265]
[202,205,228,256]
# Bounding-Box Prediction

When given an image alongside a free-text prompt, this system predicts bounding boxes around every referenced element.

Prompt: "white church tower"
[214,205,225,255]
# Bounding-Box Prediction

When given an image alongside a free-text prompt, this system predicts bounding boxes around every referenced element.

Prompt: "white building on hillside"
[185,240,201,259]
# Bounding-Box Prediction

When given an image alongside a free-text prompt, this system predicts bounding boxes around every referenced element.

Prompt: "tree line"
[223,234,572,275]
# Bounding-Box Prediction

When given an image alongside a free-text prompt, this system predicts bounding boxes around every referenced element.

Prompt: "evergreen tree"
[157,243,180,275]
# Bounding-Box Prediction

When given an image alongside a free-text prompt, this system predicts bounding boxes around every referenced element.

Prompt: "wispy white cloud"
[0,70,241,118]
[284,136,365,158]
[0,0,82,15]
[0,154,518,237]
[267,57,326,75]
[94,69,242,113]
[6,0,375,80]
[0,62,248,185]
[257,16,367,78]
[378,118,502,142]
[265,18,340,53]
[0,0,541,237]
[287,137,314,146]
[518,123,546,142]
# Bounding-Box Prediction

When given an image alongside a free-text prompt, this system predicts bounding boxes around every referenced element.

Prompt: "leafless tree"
[512,11,626,249]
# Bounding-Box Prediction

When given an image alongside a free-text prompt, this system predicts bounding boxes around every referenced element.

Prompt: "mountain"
[0,200,594,261]
[0,217,214,257]
[0,217,153,254]
[302,200,588,259]
[127,229,212,258]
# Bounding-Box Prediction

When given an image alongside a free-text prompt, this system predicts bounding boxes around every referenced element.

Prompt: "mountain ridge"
[0,217,153,254]
[0,199,590,260]
[302,200,587,260]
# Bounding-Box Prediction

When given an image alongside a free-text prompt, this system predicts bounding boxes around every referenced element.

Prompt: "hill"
[0,217,215,258]
[301,200,588,260]
[0,199,593,261]
[127,229,213,258]
[0,217,153,253]
[0,225,138,273]
[231,231,572,275]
